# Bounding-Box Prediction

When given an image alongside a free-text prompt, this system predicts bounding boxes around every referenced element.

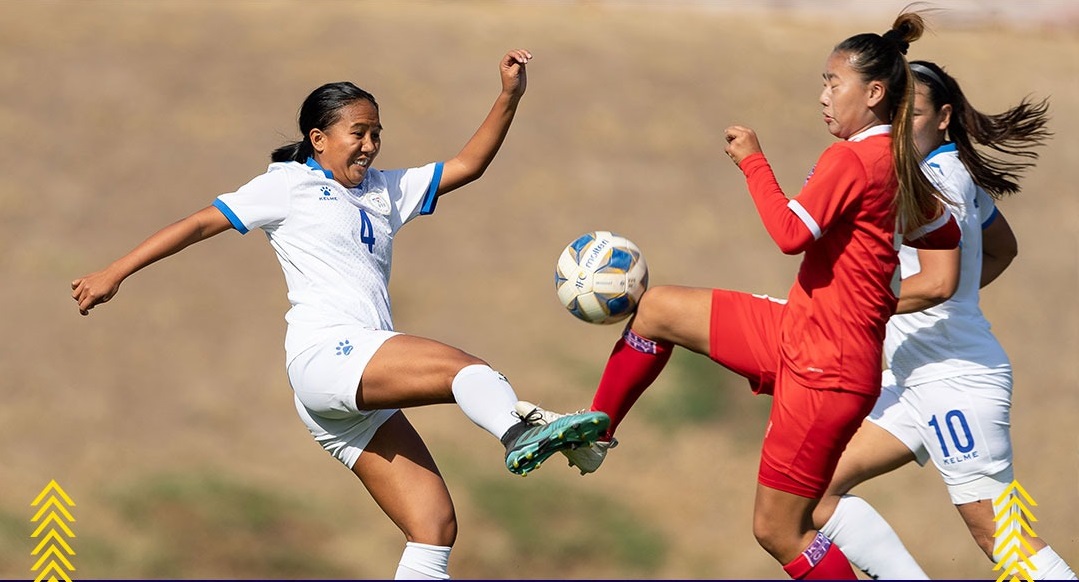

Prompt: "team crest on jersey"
[804,164,817,184]
[349,170,391,215]
[362,192,392,215]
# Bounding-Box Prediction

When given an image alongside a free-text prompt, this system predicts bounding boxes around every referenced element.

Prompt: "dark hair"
[834,10,940,233]
[910,60,1051,198]
[271,82,379,163]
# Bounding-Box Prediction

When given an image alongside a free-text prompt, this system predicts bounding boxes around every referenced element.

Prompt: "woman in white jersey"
[809,60,1074,580]
[70,49,610,580]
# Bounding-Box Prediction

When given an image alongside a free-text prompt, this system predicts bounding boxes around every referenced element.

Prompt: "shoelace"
[512,407,544,425]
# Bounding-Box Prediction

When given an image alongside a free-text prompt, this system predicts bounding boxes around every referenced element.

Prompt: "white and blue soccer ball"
[555,231,648,325]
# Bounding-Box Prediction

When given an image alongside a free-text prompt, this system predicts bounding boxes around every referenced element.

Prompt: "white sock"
[451,364,519,440]
[820,494,929,579]
[394,541,452,580]
[1029,546,1078,580]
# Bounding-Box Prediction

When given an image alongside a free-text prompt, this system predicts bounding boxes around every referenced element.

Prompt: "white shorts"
[287,326,401,469]
[869,370,1014,504]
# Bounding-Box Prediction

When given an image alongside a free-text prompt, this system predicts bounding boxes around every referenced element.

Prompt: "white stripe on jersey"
[752,293,788,305]
[787,199,822,240]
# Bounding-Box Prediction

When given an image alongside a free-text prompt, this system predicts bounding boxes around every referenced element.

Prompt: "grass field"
[2,1,1077,578]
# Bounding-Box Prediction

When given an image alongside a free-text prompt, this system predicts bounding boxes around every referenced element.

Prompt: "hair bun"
[882,29,910,55]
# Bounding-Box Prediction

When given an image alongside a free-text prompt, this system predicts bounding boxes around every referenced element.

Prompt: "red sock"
[590,329,673,439]
[782,532,856,580]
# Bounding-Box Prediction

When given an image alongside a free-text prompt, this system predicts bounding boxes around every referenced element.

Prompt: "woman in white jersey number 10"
[70,49,609,580]
[810,60,1075,579]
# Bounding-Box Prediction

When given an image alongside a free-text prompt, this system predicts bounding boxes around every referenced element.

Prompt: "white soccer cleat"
[514,401,618,475]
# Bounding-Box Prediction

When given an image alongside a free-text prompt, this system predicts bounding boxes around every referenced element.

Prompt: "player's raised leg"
[590,285,712,435]
[359,334,609,476]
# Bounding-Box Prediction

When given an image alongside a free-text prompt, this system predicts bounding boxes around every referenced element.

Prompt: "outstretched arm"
[980,211,1017,288]
[71,205,233,315]
[436,48,531,196]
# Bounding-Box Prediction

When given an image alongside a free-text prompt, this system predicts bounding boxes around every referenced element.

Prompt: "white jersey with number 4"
[213,158,443,360]
[884,143,1010,386]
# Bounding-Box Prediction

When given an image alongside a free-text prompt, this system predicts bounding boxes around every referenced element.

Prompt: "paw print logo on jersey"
[319,186,337,201]
[335,340,353,356]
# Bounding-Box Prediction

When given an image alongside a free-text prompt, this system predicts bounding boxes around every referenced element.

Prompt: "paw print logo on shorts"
[335,340,353,356]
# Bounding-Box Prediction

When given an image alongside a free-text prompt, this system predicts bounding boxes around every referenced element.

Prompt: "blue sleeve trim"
[213,198,249,234]
[982,207,1000,229]
[419,162,444,216]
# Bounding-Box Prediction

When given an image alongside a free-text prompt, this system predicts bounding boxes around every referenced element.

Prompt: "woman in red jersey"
[518,9,959,580]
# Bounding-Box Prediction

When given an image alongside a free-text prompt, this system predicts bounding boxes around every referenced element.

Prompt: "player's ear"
[310,128,326,154]
[866,80,886,108]
[938,103,953,132]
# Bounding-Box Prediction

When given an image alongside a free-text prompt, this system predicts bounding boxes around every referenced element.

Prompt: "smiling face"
[819,50,885,139]
[911,80,952,158]
[310,99,381,188]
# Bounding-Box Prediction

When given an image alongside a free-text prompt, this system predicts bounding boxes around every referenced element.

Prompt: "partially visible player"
[71,49,610,580]
[522,10,961,580]
[810,60,1074,580]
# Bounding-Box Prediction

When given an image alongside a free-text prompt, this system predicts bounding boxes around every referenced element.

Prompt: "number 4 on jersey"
[358,209,376,253]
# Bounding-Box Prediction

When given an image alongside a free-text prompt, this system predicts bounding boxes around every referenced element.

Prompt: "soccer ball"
[554,231,648,325]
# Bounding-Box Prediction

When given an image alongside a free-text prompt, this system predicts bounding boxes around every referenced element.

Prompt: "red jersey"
[738,126,956,395]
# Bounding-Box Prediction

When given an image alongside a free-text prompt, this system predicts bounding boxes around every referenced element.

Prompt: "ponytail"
[911,60,1051,198]
[270,139,312,163]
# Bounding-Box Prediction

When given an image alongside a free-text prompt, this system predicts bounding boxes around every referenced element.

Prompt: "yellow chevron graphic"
[30,480,75,582]
[31,480,74,506]
[32,545,74,572]
[32,530,74,556]
[993,480,1038,582]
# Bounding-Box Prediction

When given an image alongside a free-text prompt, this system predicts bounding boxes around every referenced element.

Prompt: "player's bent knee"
[631,286,664,326]
[405,509,458,547]
[453,353,487,370]
[752,515,794,558]
[633,286,685,337]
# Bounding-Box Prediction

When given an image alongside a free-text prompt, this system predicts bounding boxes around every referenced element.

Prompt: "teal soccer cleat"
[515,401,619,475]
[501,409,610,476]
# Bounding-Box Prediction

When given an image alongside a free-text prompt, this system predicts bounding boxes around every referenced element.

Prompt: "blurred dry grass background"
[1,0,1077,579]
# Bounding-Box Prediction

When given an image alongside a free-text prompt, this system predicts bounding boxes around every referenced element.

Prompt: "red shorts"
[709,289,876,498]
[708,289,783,395]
